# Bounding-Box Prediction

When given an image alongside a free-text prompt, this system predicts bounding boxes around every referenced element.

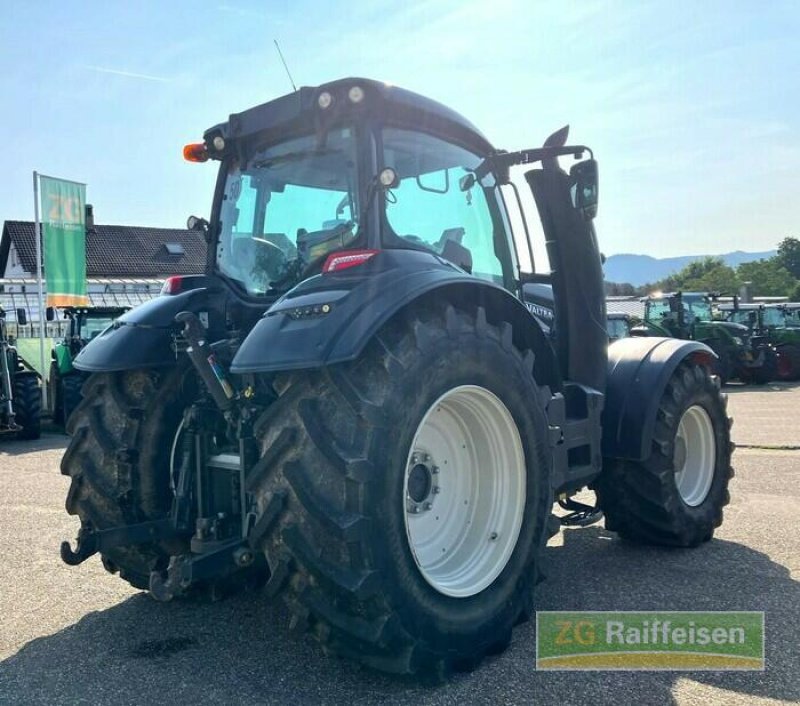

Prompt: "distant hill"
[604,250,776,286]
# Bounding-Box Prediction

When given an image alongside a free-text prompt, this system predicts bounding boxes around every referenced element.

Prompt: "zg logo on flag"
[40,175,89,307]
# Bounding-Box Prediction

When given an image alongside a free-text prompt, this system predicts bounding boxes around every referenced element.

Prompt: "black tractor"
[0,307,41,440]
[49,306,130,426]
[61,78,733,677]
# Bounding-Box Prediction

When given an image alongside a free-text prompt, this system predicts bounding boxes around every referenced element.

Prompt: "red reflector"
[161,276,183,295]
[183,143,208,163]
[322,249,379,273]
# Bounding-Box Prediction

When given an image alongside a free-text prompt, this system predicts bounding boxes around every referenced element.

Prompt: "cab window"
[381,129,513,287]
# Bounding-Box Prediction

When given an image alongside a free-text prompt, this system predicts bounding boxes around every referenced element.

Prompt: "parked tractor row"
[0,305,129,438]
[607,293,800,384]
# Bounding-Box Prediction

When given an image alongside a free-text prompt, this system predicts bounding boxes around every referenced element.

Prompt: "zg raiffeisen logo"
[536,611,764,670]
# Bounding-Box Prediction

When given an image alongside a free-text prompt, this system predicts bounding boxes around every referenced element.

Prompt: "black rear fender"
[230,250,560,390]
[73,288,213,373]
[602,336,716,461]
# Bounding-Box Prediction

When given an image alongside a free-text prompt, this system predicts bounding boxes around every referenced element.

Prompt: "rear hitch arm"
[60,518,181,566]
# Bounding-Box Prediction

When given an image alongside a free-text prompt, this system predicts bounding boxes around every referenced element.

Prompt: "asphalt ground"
[1,382,798,705]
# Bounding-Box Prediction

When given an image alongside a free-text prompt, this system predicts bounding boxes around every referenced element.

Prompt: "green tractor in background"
[1,307,41,439]
[49,306,129,425]
[720,301,800,381]
[631,291,777,384]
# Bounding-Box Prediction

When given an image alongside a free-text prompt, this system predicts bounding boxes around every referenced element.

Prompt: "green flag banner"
[40,175,88,307]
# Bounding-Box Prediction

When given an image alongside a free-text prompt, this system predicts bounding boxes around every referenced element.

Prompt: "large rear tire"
[248,304,552,676]
[61,367,193,588]
[596,361,733,547]
[14,374,41,440]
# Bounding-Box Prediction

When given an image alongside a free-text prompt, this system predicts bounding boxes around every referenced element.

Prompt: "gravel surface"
[1,383,798,705]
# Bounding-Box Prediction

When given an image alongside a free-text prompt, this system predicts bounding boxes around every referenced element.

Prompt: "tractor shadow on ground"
[0,432,68,456]
[2,526,797,705]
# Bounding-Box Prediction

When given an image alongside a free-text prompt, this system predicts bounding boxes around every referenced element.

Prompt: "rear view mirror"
[16,308,27,326]
[570,159,598,220]
[416,169,449,194]
[46,306,55,322]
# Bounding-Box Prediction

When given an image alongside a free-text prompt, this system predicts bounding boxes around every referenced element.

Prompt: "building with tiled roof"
[1,219,206,279]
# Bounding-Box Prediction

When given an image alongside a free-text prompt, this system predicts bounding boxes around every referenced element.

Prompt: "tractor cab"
[720,301,764,333]
[762,303,800,330]
[633,291,718,339]
[606,312,632,341]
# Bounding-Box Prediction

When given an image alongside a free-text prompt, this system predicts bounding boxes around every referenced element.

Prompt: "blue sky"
[1,0,798,257]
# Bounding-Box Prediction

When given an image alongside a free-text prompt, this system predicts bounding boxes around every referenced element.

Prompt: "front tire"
[249,303,552,676]
[596,361,733,547]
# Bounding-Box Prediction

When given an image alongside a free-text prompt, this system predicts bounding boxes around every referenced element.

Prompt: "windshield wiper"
[252,148,340,169]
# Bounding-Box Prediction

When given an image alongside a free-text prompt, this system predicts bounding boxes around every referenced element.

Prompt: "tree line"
[606,237,800,300]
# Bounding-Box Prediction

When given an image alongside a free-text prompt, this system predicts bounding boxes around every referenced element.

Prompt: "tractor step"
[558,497,604,527]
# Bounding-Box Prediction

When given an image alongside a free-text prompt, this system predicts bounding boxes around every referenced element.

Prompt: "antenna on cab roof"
[273,39,297,93]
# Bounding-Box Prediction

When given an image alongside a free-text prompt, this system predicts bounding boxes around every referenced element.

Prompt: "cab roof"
[205,77,495,157]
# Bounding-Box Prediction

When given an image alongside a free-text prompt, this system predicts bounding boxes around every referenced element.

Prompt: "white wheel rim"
[673,405,716,507]
[403,385,526,598]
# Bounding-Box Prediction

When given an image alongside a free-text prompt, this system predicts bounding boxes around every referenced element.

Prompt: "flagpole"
[33,171,48,411]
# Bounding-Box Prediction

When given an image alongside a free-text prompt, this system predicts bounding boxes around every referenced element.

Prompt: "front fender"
[602,336,716,461]
[74,288,211,373]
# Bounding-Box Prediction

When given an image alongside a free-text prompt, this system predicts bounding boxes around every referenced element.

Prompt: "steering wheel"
[254,238,288,282]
